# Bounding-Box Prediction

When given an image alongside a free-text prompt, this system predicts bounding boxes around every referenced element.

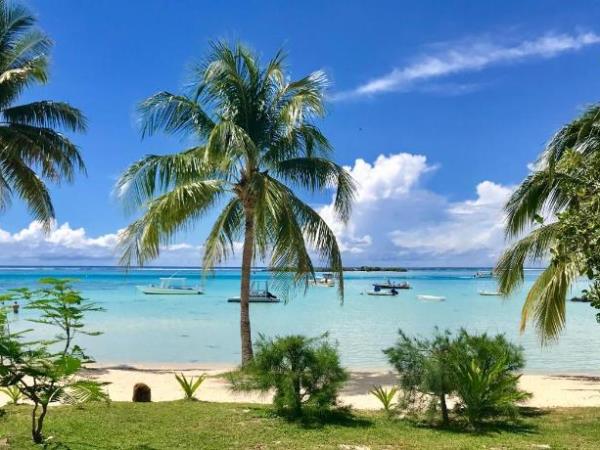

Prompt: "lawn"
[1,402,599,449]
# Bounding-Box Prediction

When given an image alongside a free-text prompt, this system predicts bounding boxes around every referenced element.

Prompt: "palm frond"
[2,101,87,132]
[202,198,243,269]
[520,258,579,342]
[138,91,214,138]
[118,180,226,266]
[496,222,560,295]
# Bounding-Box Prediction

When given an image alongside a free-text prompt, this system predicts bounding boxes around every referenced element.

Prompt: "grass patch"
[0,402,599,449]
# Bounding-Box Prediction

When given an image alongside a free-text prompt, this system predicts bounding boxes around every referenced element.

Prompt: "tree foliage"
[0,278,107,444]
[0,0,86,227]
[116,42,354,364]
[497,104,600,341]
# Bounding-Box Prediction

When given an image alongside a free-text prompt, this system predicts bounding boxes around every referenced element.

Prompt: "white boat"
[228,281,279,303]
[311,273,335,287]
[417,294,446,302]
[474,271,494,279]
[137,277,203,295]
[479,290,502,296]
[366,288,400,296]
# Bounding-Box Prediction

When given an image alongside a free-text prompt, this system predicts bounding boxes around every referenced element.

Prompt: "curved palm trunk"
[240,203,255,366]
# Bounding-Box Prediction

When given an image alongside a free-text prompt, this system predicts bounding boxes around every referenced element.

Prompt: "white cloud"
[333,31,600,100]
[0,221,208,266]
[319,153,514,266]
[390,181,512,260]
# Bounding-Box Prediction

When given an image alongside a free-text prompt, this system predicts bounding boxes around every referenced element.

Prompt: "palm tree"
[116,42,355,365]
[0,0,86,228]
[496,104,600,341]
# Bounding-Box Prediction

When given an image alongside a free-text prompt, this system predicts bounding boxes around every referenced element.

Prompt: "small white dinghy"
[137,277,203,295]
[478,290,502,297]
[417,294,446,302]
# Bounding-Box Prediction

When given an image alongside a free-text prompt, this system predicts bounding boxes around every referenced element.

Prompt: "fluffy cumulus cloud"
[319,154,514,266]
[0,153,515,267]
[0,221,206,266]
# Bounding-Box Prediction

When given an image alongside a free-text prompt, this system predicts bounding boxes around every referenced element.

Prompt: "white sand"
[3,363,600,409]
[86,364,600,410]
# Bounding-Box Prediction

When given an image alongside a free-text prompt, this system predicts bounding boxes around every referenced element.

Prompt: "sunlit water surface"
[2,267,598,373]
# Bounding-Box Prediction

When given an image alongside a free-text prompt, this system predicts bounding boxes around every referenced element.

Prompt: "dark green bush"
[229,334,348,417]
[449,330,530,426]
[384,328,530,426]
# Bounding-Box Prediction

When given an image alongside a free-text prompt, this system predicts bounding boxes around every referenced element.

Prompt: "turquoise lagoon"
[1,267,597,373]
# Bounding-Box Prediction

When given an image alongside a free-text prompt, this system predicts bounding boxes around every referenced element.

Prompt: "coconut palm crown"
[0,0,86,227]
[496,105,600,342]
[116,42,355,364]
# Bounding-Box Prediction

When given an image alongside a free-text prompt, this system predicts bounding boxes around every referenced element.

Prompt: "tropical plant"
[497,105,600,342]
[0,385,22,405]
[116,42,354,365]
[175,372,206,400]
[0,0,86,227]
[449,330,530,427]
[228,334,348,417]
[384,329,529,426]
[0,279,107,444]
[384,328,454,424]
[369,385,398,417]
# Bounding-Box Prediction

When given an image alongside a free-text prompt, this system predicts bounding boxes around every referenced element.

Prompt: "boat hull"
[227,296,280,303]
[137,286,203,295]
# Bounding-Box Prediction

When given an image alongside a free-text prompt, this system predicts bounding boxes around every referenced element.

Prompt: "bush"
[229,334,348,417]
[175,373,206,400]
[384,328,530,427]
[383,329,454,424]
[449,330,531,426]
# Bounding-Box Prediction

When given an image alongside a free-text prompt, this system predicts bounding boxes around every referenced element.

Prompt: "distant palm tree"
[496,105,600,341]
[117,42,355,365]
[0,0,86,227]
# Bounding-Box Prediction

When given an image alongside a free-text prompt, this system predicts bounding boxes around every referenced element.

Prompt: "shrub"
[0,385,23,405]
[449,330,531,426]
[0,278,108,443]
[370,385,398,417]
[384,328,530,427]
[175,373,206,400]
[229,334,348,417]
[383,328,454,424]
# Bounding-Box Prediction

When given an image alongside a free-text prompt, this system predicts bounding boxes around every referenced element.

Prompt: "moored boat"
[137,277,203,295]
[417,294,446,302]
[478,290,502,296]
[228,281,279,303]
[372,279,411,290]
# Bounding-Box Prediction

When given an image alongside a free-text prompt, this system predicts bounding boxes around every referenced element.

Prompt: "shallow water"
[1,267,598,373]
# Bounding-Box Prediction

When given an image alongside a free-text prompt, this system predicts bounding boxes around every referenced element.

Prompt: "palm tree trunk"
[240,203,255,366]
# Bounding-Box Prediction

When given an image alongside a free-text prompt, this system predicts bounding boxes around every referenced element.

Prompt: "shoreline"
[69,363,600,410]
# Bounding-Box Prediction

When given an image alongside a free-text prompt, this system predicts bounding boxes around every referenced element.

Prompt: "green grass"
[1,402,599,449]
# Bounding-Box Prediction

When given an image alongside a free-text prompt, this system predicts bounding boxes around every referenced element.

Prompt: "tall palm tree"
[496,105,600,342]
[117,43,355,365]
[0,0,86,228]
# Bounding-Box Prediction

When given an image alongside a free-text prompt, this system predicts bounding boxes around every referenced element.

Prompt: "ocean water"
[1,267,598,374]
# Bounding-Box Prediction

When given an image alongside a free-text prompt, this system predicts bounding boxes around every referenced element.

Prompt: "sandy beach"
[24,363,592,410]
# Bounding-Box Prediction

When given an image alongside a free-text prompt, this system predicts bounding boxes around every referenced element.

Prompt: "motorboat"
[372,279,411,290]
[473,271,494,279]
[137,277,203,295]
[228,281,279,303]
[311,273,335,287]
[478,290,502,296]
[366,288,399,296]
[417,294,446,302]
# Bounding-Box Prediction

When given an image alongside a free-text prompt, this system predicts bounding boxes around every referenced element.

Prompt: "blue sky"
[2,0,600,266]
